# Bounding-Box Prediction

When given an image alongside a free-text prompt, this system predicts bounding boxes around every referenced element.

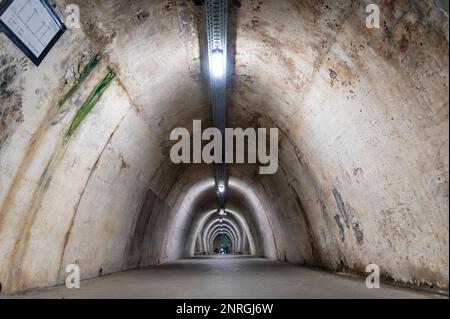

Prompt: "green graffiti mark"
[57,53,101,108]
[63,68,116,145]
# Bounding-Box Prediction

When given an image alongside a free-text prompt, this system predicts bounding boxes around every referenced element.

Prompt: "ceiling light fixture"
[211,50,225,78]
[218,182,225,193]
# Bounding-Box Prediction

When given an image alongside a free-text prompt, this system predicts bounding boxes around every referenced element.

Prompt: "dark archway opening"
[213,234,232,254]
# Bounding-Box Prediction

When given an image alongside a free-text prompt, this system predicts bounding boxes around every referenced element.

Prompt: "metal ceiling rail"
[205,0,228,207]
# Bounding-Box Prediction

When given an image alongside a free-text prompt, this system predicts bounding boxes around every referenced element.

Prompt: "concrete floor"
[10,256,446,299]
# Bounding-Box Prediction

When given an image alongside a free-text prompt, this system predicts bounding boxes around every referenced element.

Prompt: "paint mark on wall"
[58,53,101,108]
[63,68,115,144]
[333,189,348,225]
[352,220,364,244]
[334,215,345,241]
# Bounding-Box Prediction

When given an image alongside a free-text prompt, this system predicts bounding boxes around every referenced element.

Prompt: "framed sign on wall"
[0,0,66,66]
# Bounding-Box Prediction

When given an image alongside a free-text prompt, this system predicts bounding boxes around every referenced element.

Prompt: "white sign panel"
[0,0,59,57]
[0,0,65,65]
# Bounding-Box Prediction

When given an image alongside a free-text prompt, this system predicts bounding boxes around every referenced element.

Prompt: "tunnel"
[0,0,448,300]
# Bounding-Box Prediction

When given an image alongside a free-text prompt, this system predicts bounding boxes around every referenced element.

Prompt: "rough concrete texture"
[0,0,448,295]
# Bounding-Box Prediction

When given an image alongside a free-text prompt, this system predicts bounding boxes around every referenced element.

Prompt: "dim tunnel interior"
[0,0,448,297]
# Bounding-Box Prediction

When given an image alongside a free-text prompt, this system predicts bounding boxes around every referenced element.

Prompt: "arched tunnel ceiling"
[0,0,448,294]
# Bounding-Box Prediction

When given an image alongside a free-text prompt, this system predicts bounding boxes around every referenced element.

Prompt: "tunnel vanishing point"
[0,0,448,298]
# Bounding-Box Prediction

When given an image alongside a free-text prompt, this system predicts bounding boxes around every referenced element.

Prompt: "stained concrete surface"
[9,256,446,299]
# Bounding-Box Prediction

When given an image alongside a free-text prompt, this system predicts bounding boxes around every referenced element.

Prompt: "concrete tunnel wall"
[0,0,448,294]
